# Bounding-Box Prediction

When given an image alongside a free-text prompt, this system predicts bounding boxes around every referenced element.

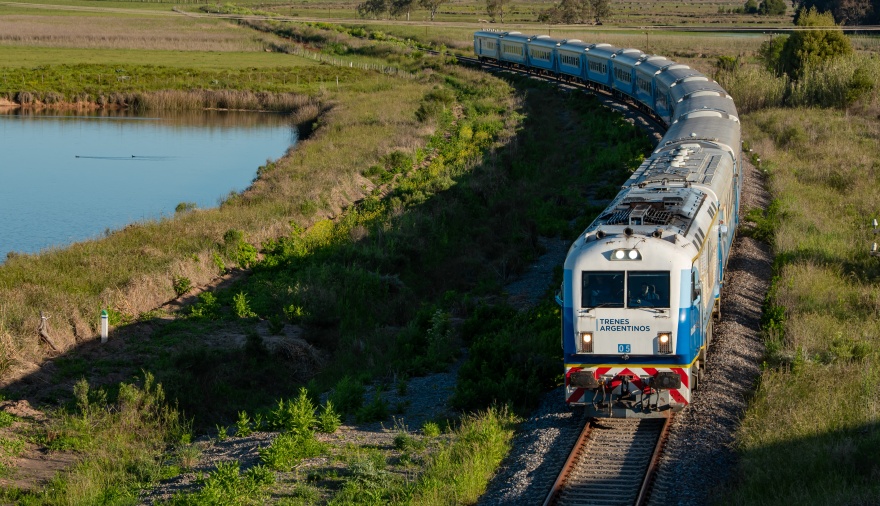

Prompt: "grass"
[719,103,880,503]
[0,46,317,68]
[0,374,185,505]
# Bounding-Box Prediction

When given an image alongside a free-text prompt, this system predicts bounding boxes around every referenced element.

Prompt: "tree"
[758,34,789,74]
[357,0,389,18]
[486,0,511,22]
[390,0,415,20]
[780,7,853,79]
[419,0,447,21]
[589,0,611,23]
[744,0,759,13]
[538,0,591,23]
[794,0,874,24]
[759,0,788,14]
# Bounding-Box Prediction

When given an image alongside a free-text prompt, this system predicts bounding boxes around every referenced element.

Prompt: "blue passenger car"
[634,55,670,112]
[584,44,616,89]
[527,35,558,74]
[557,40,590,81]
[498,32,530,66]
[610,48,643,98]
[473,30,502,61]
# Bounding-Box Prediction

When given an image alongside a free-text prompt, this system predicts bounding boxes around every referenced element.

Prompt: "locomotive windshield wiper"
[581,302,622,311]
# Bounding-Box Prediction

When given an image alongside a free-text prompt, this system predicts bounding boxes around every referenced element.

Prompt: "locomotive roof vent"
[624,227,634,236]
[652,229,663,238]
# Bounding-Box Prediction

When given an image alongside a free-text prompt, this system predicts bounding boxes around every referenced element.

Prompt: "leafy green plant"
[235,411,252,438]
[258,432,327,472]
[233,292,257,318]
[175,202,197,213]
[317,400,341,434]
[0,412,15,428]
[356,387,389,423]
[189,291,221,319]
[172,276,193,297]
[329,376,365,416]
[216,424,228,442]
[422,421,441,438]
[267,314,284,335]
[266,388,317,435]
[212,251,227,274]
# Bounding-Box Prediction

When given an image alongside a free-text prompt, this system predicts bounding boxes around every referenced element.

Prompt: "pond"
[0,109,296,261]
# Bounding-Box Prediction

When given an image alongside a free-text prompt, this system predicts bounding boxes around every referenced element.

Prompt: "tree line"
[355,0,612,24]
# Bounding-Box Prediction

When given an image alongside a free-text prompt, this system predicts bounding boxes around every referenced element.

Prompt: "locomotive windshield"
[581,271,625,308]
[627,271,670,308]
[581,271,670,309]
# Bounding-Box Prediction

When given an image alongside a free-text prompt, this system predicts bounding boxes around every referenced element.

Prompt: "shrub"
[259,432,327,471]
[329,376,365,416]
[317,401,341,433]
[267,388,317,435]
[235,411,252,437]
[172,276,192,297]
[780,8,852,80]
[267,314,284,335]
[422,421,441,438]
[175,202,197,213]
[233,292,257,318]
[356,387,389,423]
[189,291,221,319]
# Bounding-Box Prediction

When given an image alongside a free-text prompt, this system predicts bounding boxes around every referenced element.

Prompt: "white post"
[100,310,108,343]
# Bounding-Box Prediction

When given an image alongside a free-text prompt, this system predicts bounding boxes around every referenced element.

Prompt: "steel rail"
[543,416,673,506]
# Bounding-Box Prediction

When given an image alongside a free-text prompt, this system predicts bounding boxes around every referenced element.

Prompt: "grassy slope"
[724,109,880,503]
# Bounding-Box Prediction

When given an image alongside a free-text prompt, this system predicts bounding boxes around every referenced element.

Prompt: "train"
[474,30,742,417]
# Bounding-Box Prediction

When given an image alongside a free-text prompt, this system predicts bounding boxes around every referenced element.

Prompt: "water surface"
[0,109,296,261]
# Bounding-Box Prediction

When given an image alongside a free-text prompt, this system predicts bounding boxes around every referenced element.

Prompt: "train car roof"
[585,44,619,58]
[662,116,741,157]
[558,40,593,52]
[528,36,560,49]
[474,31,505,38]
[499,33,530,44]
[635,56,672,75]
[669,79,727,104]
[672,95,737,123]
[654,66,698,87]
[613,48,645,66]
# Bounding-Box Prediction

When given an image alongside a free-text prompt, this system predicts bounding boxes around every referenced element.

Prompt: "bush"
[258,432,327,471]
[329,376,365,416]
[317,401,341,433]
[266,388,317,435]
[780,8,852,80]
[233,292,256,318]
[172,276,192,297]
[356,387,389,423]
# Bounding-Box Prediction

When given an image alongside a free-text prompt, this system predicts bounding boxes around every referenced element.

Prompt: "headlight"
[657,332,672,354]
[610,249,642,261]
[579,332,593,353]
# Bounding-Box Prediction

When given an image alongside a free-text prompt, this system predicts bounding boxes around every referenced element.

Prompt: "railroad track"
[543,416,673,506]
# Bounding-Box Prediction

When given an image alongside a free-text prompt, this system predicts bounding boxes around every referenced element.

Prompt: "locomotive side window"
[627,271,670,308]
[582,271,625,308]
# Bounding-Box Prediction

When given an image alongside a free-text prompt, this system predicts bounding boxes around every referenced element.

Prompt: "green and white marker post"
[101,310,108,343]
